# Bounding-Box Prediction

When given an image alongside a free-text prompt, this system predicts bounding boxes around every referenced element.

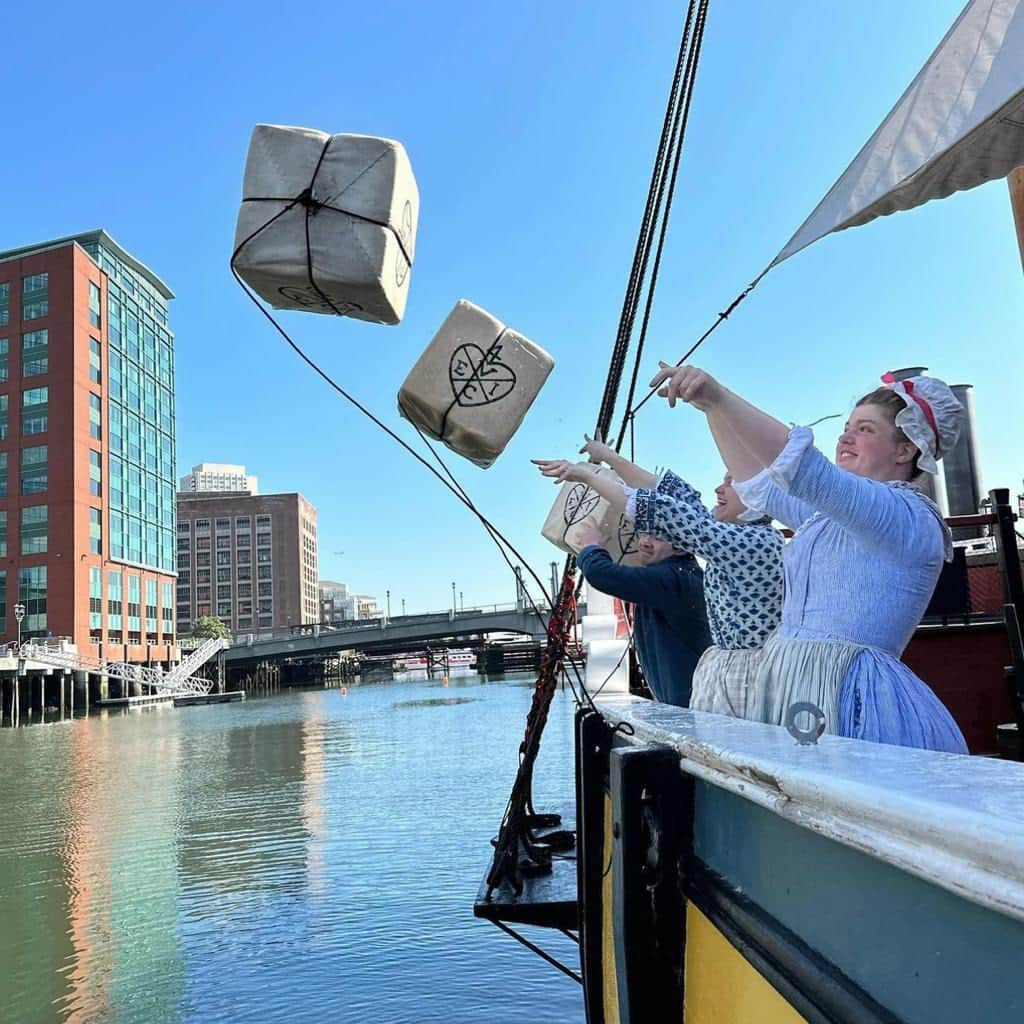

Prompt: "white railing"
[164,636,229,686]
[18,643,214,697]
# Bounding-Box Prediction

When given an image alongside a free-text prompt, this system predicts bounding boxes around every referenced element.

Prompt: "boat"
[475,2,1024,1019]
[393,648,477,671]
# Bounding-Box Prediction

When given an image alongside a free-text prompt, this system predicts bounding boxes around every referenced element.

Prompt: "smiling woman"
[652,363,969,752]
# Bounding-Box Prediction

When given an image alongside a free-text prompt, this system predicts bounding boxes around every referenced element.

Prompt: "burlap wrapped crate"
[398,300,554,468]
[540,465,642,564]
[233,124,418,325]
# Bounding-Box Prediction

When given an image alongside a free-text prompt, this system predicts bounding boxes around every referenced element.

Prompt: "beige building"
[177,491,318,636]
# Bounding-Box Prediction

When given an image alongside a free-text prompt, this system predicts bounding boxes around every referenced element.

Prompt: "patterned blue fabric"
[734,427,967,754]
[632,471,783,650]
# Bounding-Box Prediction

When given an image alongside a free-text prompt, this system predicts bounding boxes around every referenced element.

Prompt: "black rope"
[488,920,583,985]
[615,0,711,450]
[596,0,699,438]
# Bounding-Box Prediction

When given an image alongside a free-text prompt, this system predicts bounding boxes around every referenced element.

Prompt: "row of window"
[180,514,272,533]
[0,386,50,439]
[0,274,48,327]
[89,568,174,638]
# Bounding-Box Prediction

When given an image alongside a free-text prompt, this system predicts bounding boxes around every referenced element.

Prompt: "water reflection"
[0,675,583,1023]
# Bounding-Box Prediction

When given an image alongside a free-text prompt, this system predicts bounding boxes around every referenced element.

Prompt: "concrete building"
[320,581,379,623]
[0,230,177,662]
[177,491,318,636]
[179,462,258,495]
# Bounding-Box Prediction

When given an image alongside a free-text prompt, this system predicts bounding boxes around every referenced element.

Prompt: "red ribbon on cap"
[881,372,941,456]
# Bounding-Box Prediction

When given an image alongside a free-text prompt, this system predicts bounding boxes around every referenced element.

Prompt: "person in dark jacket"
[574,519,711,707]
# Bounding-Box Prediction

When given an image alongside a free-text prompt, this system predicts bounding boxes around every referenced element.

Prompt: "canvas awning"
[773,0,1024,267]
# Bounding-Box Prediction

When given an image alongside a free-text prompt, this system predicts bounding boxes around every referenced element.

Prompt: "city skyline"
[1,0,1021,614]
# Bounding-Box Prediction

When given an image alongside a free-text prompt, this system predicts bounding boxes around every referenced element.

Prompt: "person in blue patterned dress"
[649,361,968,754]
[535,437,783,717]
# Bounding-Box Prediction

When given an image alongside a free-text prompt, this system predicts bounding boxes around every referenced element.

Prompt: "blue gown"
[733,427,968,754]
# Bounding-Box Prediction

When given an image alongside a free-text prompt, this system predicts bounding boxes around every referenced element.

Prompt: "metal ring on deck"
[785,702,826,745]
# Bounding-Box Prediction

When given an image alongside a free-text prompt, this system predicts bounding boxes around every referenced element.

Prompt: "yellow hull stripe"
[684,903,805,1023]
[601,794,620,1024]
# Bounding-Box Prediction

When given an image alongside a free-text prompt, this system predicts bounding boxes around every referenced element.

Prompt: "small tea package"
[233,124,418,324]
[540,465,641,564]
[398,299,554,467]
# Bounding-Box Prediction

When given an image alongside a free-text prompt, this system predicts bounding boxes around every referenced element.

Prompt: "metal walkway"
[18,637,230,697]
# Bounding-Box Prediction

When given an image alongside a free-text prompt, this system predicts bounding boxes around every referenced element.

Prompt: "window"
[20,504,47,554]
[0,338,7,383]
[178,571,191,587]
[258,599,273,614]
[0,394,7,440]
[0,452,6,498]
[89,282,101,328]
[22,329,47,376]
[18,565,47,634]
[0,282,8,326]
[0,570,6,631]
[257,564,272,581]
[217,567,231,582]
[196,585,211,602]
[235,516,250,530]
[196,536,211,552]
[90,507,102,554]
[195,519,210,534]
[256,515,271,528]
[89,567,102,631]
[196,552,210,567]
[257,532,272,548]
[89,450,102,497]
[146,579,157,633]
[216,551,231,567]
[258,582,273,597]
[128,575,141,630]
[237,548,251,565]
[89,338,102,384]
[89,393,101,440]
[217,584,231,600]
[217,601,232,618]
[162,582,173,633]
[215,517,230,531]
[216,535,230,550]
[22,273,48,320]
[176,554,190,570]
[196,568,211,585]
[237,582,252,598]
[257,549,272,563]
[0,510,6,556]
[21,445,47,494]
[236,532,251,548]
[237,565,251,582]
[23,386,48,436]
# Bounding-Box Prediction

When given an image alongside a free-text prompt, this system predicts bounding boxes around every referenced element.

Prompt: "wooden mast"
[1009,167,1024,272]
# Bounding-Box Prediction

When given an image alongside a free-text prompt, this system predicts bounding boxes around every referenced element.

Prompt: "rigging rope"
[483,0,714,904]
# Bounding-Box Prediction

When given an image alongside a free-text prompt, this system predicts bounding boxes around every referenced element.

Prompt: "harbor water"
[0,672,584,1023]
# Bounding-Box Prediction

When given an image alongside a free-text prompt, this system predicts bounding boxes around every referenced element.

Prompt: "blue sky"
[2,1,1020,613]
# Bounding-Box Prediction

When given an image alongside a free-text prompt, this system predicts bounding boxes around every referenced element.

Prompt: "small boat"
[393,649,477,671]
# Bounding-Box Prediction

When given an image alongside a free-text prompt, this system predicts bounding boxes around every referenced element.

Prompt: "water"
[0,673,584,1023]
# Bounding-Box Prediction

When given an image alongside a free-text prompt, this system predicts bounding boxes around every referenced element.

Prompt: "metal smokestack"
[888,366,939,506]
[943,384,984,540]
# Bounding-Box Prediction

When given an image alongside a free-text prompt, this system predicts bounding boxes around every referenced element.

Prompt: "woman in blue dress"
[650,361,968,754]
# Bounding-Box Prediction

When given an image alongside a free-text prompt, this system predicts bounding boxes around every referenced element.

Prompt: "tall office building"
[176,491,318,636]
[0,230,177,662]
[179,462,258,494]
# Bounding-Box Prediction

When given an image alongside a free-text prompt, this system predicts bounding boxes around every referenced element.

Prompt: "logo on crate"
[617,515,639,562]
[448,343,517,407]
[279,286,364,316]
[563,484,601,526]
[395,201,413,287]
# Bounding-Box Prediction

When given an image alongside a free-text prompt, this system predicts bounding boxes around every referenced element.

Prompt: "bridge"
[223,604,564,666]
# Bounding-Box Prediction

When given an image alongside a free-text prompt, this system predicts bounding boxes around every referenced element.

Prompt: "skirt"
[690,645,764,720]
[748,633,968,754]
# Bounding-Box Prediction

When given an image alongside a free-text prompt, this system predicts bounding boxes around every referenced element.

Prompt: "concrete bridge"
[222,605,566,666]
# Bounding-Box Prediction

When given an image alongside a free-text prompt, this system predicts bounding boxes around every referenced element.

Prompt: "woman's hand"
[649,362,724,410]
[578,432,615,465]
[532,459,596,484]
[575,520,606,549]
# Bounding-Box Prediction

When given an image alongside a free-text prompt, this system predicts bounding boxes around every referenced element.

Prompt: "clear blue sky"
[2,1,1020,613]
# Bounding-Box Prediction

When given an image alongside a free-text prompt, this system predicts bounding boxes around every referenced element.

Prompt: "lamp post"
[460,590,464,612]
[386,589,391,618]
[451,581,456,614]
[401,598,406,616]
[14,603,25,651]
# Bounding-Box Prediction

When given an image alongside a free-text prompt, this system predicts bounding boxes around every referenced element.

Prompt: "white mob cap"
[880,371,964,475]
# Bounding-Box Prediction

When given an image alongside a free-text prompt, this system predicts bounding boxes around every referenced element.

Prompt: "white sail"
[773,0,1024,267]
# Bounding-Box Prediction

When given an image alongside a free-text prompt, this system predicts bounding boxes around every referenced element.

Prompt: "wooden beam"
[1009,167,1024,273]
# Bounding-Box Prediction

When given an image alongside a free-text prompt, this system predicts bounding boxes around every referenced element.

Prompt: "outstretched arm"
[650,362,789,480]
[578,435,658,489]
[533,459,628,515]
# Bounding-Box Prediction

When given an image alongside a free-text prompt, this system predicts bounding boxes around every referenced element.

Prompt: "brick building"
[176,491,318,636]
[0,231,177,663]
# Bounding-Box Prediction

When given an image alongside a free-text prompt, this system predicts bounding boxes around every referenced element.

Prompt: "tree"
[190,615,231,640]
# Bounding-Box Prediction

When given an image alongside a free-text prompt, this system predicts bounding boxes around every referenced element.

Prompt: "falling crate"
[233,124,418,325]
[398,299,554,468]
[540,466,641,564]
